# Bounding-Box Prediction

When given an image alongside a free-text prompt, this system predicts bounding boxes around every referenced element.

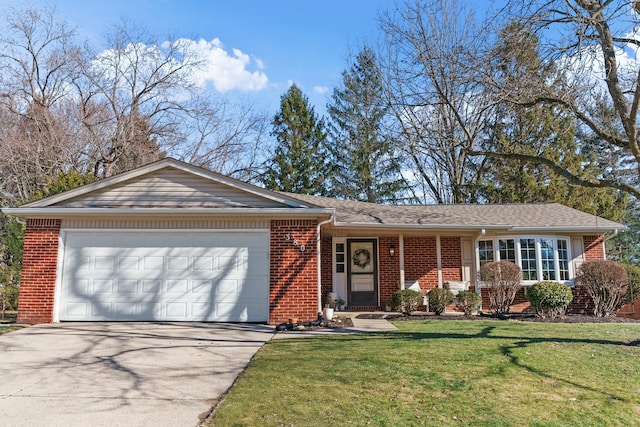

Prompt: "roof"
[1,157,625,233]
[280,192,625,233]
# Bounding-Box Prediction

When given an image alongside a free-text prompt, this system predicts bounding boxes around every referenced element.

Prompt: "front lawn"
[208,320,640,426]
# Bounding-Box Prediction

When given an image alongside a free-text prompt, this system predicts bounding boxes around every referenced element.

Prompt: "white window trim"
[476,235,573,285]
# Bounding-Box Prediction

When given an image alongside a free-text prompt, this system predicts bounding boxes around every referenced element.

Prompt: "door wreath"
[353,248,371,269]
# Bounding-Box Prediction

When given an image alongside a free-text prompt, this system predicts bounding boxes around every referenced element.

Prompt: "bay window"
[477,236,572,284]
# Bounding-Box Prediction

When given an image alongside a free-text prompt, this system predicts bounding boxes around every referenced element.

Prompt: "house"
[2,158,625,325]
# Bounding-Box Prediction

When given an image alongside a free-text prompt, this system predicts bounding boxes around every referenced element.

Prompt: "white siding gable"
[53,167,288,208]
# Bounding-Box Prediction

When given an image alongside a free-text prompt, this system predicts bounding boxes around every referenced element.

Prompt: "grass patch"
[0,325,24,335]
[208,320,640,426]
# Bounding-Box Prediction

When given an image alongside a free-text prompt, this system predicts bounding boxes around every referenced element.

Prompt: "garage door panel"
[60,232,269,322]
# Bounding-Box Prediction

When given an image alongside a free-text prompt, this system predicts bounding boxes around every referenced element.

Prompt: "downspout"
[601,229,619,243]
[317,212,335,314]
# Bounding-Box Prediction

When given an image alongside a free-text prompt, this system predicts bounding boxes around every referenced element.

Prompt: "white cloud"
[314,85,329,95]
[183,38,268,92]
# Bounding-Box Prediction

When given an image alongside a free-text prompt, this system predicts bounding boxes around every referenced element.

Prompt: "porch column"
[436,235,443,288]
[399,234,405,289]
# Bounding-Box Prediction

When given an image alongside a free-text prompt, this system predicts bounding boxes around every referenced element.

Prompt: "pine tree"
[479,21,627,221]
[262,84,328,195]
[327,46,405,203]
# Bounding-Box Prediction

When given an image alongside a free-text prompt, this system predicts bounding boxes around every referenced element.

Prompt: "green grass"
[208,320,640,427]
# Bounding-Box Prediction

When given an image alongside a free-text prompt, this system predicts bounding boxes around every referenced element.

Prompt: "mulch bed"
[389,312,640,323]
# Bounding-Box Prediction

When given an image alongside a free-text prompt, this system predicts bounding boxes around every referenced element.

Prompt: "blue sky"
[2,0,395,116]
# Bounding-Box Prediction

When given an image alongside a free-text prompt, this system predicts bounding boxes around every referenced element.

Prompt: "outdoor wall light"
[389,246,395,257]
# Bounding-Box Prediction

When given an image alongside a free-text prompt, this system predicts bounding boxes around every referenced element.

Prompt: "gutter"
[331,222,512,232]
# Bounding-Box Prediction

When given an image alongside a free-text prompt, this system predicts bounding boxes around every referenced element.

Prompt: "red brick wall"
[378,236,400,306]
[583,235,605,261]
[320,236,332,302]
[269,220,318,324]
[404,236,438,290]
[441,236,462,282]
[17,219,61,324]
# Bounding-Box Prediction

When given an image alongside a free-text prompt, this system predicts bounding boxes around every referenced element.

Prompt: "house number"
[284,233,305,252]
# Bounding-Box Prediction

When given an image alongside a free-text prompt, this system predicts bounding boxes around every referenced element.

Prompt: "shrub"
[480,261,522,314]
[454,290,481,315]
[576,260,629,317]
[526,281,573,319]
[391,289,422,315]
[427,288,454,315]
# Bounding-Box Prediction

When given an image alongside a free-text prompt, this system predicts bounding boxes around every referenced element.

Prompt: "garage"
[57,230,269,322]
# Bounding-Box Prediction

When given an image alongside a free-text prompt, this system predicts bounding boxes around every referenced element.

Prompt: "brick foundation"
[17,219,61,324]
[269,220,319,324]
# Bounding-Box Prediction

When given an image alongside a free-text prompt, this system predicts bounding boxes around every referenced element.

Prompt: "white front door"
[58,231,269,322]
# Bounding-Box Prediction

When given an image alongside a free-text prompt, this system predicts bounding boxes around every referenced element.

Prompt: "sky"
[0,0,397,117]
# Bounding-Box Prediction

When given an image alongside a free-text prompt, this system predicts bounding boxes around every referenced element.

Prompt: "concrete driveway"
[0,322,274,427]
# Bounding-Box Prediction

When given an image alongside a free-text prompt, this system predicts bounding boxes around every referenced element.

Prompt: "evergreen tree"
[262,84,328,195]
[327,47,405,203]
[479,21,626,221]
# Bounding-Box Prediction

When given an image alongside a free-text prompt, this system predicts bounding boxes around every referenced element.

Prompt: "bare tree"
[74,23,207,177]
[482,0,640,199]
[378,0,494,203]
[174,95,271,181]
[0,6,84,204]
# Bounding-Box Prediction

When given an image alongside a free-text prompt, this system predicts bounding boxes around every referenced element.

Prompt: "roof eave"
[332,222,512,231]
[1,207,335,219]
[509,225,626,233]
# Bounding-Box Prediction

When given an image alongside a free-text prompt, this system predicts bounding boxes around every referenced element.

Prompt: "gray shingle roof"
[280,192,624,232]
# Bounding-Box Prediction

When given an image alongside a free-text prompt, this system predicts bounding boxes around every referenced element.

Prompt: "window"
[540,239,556,281]
[478,240,494,266]
[498,239,516,263]
[520,238,537,281]
[335,243,345,273]
[557,239,570,281]
[478,236,572,283]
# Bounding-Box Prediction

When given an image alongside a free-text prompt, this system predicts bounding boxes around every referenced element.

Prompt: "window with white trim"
[520,238,537,281]
[478,240,494,266]
[478,236,572,284]
[498,239,516,264]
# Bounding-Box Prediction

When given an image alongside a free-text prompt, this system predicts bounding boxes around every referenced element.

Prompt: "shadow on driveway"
[0,322,274,427]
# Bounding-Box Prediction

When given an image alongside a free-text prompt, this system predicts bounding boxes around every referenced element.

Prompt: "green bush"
[454,290,481,315]
[391,289,422,315]
[427,288,454,315]
[525,281,573,318]
[576,260,629,317]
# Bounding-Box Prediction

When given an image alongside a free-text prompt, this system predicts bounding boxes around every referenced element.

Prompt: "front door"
[347,239,378,306]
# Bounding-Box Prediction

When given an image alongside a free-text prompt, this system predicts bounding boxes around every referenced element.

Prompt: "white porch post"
[436,235,443,288]
[399,233,405,289]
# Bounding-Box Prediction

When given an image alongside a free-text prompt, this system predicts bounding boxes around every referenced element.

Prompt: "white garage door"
[58,231,269,322]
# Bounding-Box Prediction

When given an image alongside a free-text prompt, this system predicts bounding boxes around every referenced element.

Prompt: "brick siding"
[404,236,438,290]
[378,236,400,306]
[17,219,61,324]
[583,235,605,261]
[269,220,319,324]
[320,236,332,302]
[441,237,463,282]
